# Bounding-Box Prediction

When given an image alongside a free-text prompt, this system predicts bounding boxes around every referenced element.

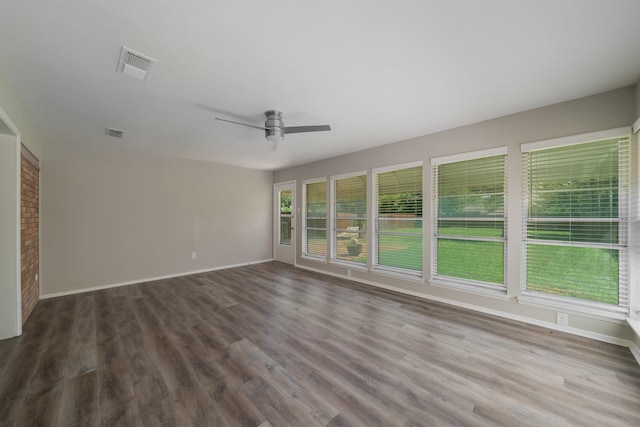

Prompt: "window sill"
[371,267,424,284]
[300,254,328,264]
[627,316,640,337]
[517,291,627,322]
[429,278,510,301]
[328,260,368,271]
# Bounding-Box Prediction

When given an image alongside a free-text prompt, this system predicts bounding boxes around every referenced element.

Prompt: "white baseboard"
[628,318,640,366]
[40,258,274,299]
[630,342,640,366]
[296,264,633,348]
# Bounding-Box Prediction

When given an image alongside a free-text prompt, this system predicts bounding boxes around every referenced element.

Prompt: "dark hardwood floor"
[1,262,639,426]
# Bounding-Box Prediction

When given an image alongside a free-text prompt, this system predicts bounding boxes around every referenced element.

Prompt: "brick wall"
[21,146,39,324]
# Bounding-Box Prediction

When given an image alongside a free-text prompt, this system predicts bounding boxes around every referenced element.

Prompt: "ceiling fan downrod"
[265,110,285,150]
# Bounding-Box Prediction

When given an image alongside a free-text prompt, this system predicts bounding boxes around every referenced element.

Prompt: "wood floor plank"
[135,396,177,427]
[94,293,136,422]
[230,339,339,425]
[63,294,97,380]
[1,261,639,426]
[170,384,227,426]
[208,382,266,427]
[0,299,63,421]
[243,375,311,427]
[56,370,99,427]
[15,380,65,427]
[0,336,18,378]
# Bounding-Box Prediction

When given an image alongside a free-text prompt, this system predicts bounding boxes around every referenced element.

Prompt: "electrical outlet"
[557,312,569,326]
[191,252,197,259]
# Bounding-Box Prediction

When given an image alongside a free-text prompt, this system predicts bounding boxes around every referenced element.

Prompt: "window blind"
[375,165,423,274]
[333,174,367,264]
[433,153,507,286]
[303,181,327,257]
[522,137,629,308]
[279,190,292,245]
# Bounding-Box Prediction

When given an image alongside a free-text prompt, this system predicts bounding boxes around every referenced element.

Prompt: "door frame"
[0,104,23,339]
[273,181,296,265]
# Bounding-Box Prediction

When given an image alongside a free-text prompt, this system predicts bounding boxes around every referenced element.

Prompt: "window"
[374,163,423,275]
[631,127,640,319]
[522,130,630,312]
[432,149,507,288]
[303,180,327,258]
[332,173,367,264]
[279,189,292,245]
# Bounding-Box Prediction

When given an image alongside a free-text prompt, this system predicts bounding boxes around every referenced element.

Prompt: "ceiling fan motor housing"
[265,110,285,140]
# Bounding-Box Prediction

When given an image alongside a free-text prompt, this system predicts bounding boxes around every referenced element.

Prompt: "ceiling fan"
[215,110,331,151]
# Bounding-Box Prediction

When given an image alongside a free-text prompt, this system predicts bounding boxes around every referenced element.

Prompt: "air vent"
[106,127,125,138]
[117,46,156,81]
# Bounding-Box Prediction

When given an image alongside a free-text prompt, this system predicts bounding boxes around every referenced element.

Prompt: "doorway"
[274,182,295,264]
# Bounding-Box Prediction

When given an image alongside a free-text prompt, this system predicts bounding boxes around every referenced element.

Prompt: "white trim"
[328,259,368,271]
[521,126,631,152]
[330,170,368,182]
[429,278,510,301]
[301,254,328,264]
[0,105,22,338]
[295,263,632,347]
[628,316,640,337]
[632,116,640,134]
[630,342,640,367]
[301,177,326,186]
[371,160,423,175]
[430,146,507,166]
[371,267,424,284]
[0,105,22,137]
[518,292,627,321]
[40,259,274,299]
[628,314,640,365]
[14,135,21,332]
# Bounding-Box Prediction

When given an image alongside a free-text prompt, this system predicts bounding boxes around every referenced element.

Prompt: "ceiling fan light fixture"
[265,130,283,151]
[266,135,279,151]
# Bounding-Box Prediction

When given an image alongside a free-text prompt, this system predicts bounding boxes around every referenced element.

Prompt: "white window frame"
[372,161,423,277]
[519,127,631,319]
[629,119,640,333]
[330,171,368,268]
[633,122,640,320]
[302,178,328,261]
[431,147,508,293]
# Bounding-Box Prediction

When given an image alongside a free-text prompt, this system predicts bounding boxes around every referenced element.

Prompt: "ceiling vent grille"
[118,46,156,81]
[106,127,125,138]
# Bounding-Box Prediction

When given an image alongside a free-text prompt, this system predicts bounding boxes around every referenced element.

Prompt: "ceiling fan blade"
[215,117,267,131]
[284,125,331,134]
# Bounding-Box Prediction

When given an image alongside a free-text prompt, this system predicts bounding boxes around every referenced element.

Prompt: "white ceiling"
[1,1,639,171]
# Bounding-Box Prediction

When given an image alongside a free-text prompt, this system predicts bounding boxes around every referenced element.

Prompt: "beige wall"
[40,140,273,296]
[0,72,42,158]
[275,86,637,344]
